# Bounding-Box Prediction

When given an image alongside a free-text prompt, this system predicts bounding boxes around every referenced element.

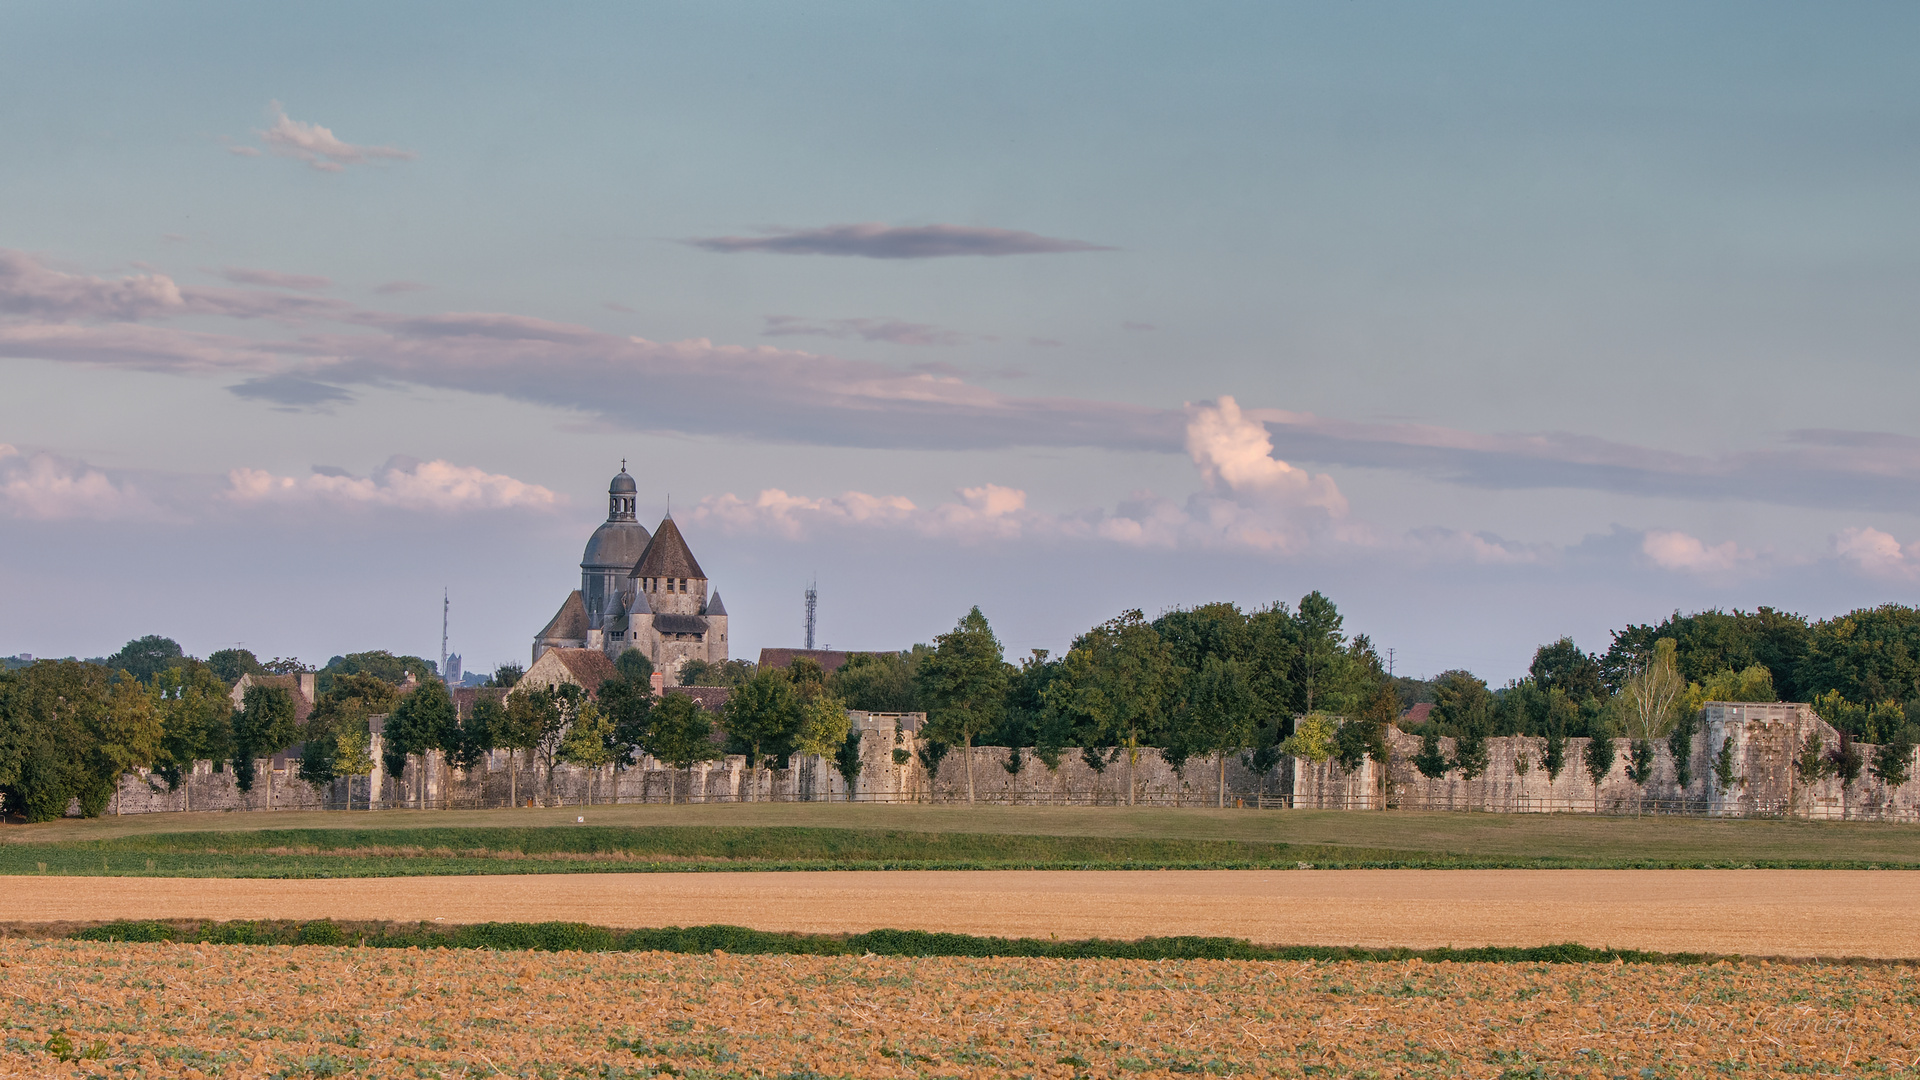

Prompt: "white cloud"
[253,102,415,172]
[0,444,153,520]
[226,457,559,512]
[1833,526,1915,580]
[1641,529,1751,573]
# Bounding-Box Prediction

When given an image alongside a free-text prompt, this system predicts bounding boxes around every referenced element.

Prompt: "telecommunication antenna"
[1386,647,1395,678]
[803,577,818,650]
[440,589,450,683]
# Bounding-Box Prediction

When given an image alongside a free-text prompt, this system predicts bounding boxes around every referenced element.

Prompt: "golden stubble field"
[9,869,1920,957]
[2,939,1917,1079]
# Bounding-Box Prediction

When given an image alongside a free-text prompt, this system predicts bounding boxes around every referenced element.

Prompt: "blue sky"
[4,2,1919,680]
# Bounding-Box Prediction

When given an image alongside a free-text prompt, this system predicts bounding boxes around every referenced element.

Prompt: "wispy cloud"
[761,314,975,346]
[373,281,431,295]
[685,223,1112,259]
[220,267,331,291]
[246,101,416,173]
[227,375,355,411]
[0,444,155,521]
[226,457,559,512]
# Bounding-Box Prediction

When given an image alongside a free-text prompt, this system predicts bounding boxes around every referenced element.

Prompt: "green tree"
[1870,728,1916,789]
[1625,738,1657,787]
[917,607,1012,803]
[206,648,264,686]
[721,669,800,801]
[1602,608,1811,699]
[458,694,506,772]
[613,648,654,686]
[108,635,185,685]
[1529,638,1603,703]
[827,650,924,712]
[333,723,374,809]
[1279,714,1339,762]
[557,700,615,804]
[641,693,723,803]
[1174,656,1256,807]
[794,691,853,800]
[0,662,161,820]
[679,657,757,688]
[1432,670,1493,779]
[533,684,585,806]
[1712,734,1742,794]
[320,650,438,693]
[1412,729,1450,780]
[1293,591,1351,714]
[487,663,525,689]
[1335,682,1396,780]
[1043,610,1176,805]
[231,682,298,797]
[150,662,234,795]
[1584,725,1617,790]
[1619,638,1686,743]
[1542,689,1574,781]
[596,673,653,771]
[496,690,547,807]
[833,728,864,801]
[384,680,455,809]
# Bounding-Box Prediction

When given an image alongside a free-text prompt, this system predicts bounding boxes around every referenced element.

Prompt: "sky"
[4,2,1919,681]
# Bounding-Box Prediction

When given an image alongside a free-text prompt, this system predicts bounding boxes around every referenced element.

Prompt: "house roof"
[537,590,590,643]
[528,648,618,697]
[654,613,710,636]
[231,672,316,725]
[704,591,727,617]
[667,685,731,713]
[629,516,706,580]
[1401,702,1433,725]
[451,686,506,719]
[757,648,869,675]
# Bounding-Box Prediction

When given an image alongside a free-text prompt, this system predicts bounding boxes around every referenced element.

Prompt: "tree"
[495,691,545,807]
[1666,707,1697,791]
[641,694,723,803]
[833,728,864,801]
[206,648,265,686]
[596,673,653,773]
[150,662,234,797]
[320,650,437,692]
[1712,734,1743,794]
[1625,738,1657,787]
[1043,610,1175,805]
[1584,724,1617,790]
[384,680,455,809]
[720,669,800,801]
[0,662,161,820]
[613,649,654,686]
[828,650,924,712]
[794,691,853,800]
[1412,729,1450,780]
[1336,682,1396,788]
[108,636,186,685]
[1870,728,1916,789]
[1175,656,1257,807]
[1797,605,1920,717]
[333,723,374,810]
[532,684,585,806]
[487,663,525,689]
[557,701,615,804]
[917,607,1012,804]
[1619,638,1685,743]
[679,658,757,688]
[1279,714,1338,763]
[1529,638,1603,703]
[1432,671,1493,779]
[1826,732,1864,787]
[1542,689,1574,781]
[231,683,298,797]
[1601,608,1810,700]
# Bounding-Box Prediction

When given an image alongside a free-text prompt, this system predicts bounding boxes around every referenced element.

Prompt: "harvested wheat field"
[10,868,1920,957]
[3,938,1917,1078]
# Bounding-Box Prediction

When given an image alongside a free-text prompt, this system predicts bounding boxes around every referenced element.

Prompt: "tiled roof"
[667,685,731,713]
[537,590,590,642]
[548,648,618,696]
[629,516,706,580]
[1401,702,1433,725]
[451,686,506,719]
[756,648,871,675]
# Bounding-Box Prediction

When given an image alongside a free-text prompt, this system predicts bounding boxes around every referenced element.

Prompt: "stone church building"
[532,466,729,684]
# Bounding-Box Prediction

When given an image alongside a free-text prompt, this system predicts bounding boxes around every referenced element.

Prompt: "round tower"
[580,465,651,624]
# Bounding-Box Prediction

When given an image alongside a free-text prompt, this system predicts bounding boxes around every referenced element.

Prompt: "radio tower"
[440,588,450,683]
[804,577,817,650]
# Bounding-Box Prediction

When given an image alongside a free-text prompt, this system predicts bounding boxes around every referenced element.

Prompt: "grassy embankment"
[2,803,1916,875]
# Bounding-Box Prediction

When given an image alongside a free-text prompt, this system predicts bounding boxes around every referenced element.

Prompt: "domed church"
[532,466,729,684]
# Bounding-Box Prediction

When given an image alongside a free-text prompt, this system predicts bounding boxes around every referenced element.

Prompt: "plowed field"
[10,868,1920,957]
[3,939,1916,1078]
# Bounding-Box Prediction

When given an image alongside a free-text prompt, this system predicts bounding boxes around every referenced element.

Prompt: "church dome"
[610,470,637,496]
[582,518,651,570]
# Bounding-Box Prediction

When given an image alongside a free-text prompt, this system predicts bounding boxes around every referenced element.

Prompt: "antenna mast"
[440,588,449,683]
[804,577,817,650]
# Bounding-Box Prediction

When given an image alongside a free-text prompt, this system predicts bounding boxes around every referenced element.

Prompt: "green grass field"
[1,803,1915,875]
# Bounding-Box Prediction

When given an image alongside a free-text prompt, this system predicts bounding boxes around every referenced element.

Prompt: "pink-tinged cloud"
[0,250,185,321]
[686,223,1113,259]
[762,314,974,346]
[0,322,292,373]
[373,281,432,295]
[252,101,416,172]
[1641,530,1752,574]
[0,445,156,521]
[226,457,560,512]
[1833,527,1916,580]
[220,267,332,291]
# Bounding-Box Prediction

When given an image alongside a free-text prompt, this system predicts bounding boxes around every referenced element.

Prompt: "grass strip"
[4,825,1916,875]
[29,918,1874,965]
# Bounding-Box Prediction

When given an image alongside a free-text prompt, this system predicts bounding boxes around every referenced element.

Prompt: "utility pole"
[1386,647,1395,678]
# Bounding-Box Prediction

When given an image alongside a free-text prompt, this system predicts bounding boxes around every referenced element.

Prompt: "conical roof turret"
[629,516,706,580]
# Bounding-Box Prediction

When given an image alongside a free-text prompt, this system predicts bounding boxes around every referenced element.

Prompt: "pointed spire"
[629,516,706,580]
[704,591,727,617]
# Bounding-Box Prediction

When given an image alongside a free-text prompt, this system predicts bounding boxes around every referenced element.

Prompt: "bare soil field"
[4,939,1916,1078]
[10,868,1920,957]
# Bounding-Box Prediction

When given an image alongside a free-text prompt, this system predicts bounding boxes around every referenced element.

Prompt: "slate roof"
[704,591,727,616]
[756,648,873,675]
[537,590,590,642]
[667,685,732,714]
[629,516,706,580]
[654,613,710,636]
[543,648,618,697]
[582,519,651,570]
